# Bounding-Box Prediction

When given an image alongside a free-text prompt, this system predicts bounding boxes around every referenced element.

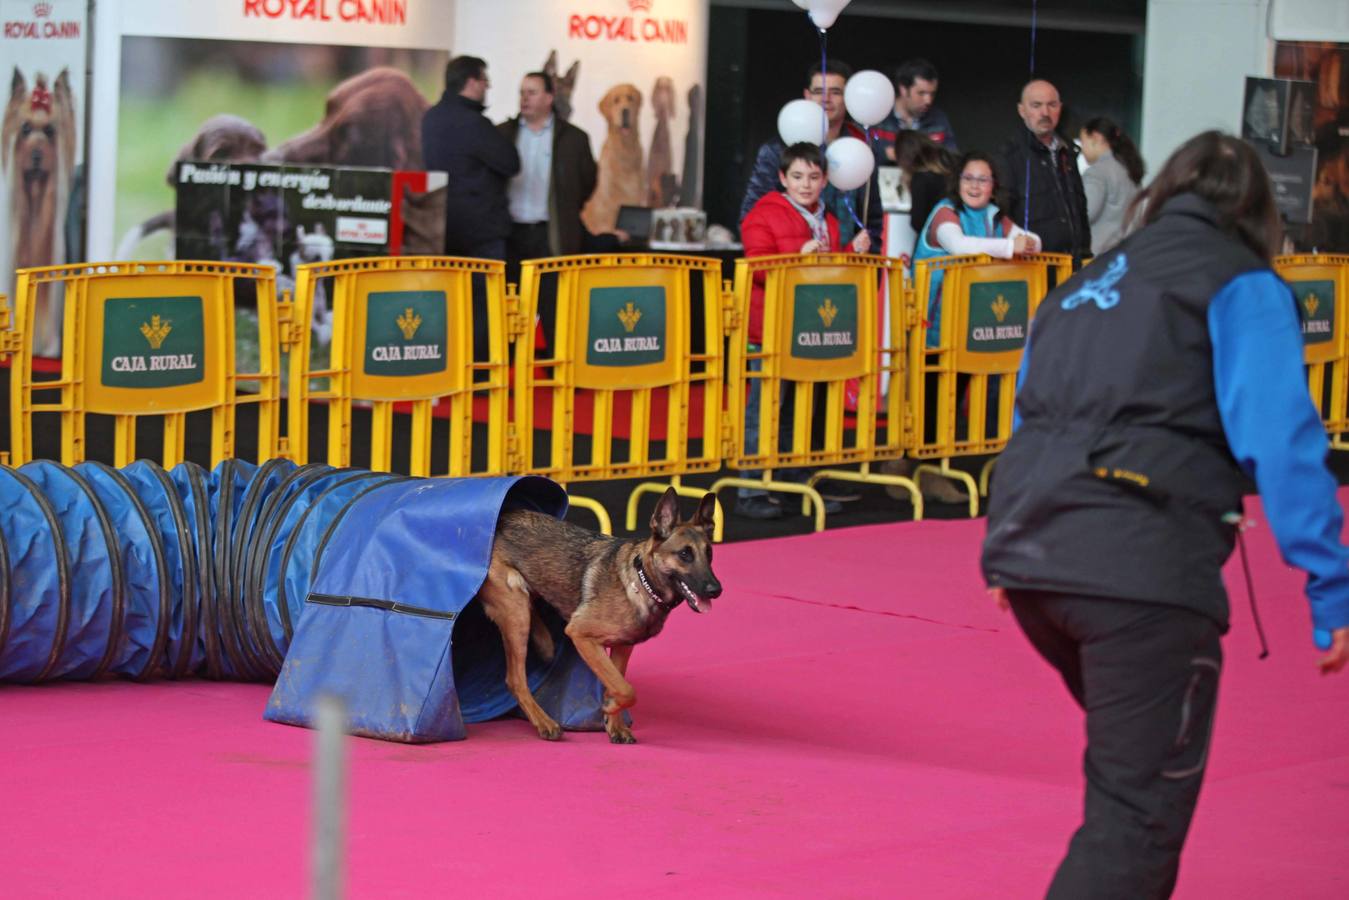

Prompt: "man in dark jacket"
[996,79,1091,263]
[497,71,598,264]
[421,56,521,260]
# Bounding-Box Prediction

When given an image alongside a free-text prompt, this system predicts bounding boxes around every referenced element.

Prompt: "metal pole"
[312,695,347,900]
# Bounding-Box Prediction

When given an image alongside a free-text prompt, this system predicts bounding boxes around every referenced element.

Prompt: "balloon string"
[843,194,865,231]
[819,25,829,143]
[1023,0,1038,233]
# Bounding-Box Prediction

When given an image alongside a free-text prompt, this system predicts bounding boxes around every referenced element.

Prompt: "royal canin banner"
[114,0,452,48]
[454,0,710,233]
[1,0,88,357]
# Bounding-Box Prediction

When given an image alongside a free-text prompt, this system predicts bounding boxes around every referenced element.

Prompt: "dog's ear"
[650,487,680,541]
[543,50,558,78]
[563,60,580,88]
[694,493,718,539]
[9,67,24,102]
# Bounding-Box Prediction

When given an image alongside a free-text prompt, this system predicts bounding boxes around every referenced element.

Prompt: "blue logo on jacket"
[1061,254,1127,311]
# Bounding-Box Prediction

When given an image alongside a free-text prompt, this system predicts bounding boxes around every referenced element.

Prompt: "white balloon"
[778,98,827,146]
[845,70,895,128]
[826,137,875,192]
[807,0,851,30]
[791,0,809,7]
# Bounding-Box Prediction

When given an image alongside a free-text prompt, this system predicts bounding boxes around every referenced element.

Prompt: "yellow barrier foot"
[979,457,998,498]
[809,466,925,521]
[914,462,979,518]
[567,494,613,535]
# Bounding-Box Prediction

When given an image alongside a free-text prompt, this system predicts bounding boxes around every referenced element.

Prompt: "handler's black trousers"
[1006,590,1223,900]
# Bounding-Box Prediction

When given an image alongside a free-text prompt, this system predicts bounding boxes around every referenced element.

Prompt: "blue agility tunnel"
[0,460,607,742]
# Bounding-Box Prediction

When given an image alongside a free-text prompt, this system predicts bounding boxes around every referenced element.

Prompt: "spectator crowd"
[420,53,1149,517]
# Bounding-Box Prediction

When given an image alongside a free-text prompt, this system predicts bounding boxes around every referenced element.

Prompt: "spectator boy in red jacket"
[734,142,871,519]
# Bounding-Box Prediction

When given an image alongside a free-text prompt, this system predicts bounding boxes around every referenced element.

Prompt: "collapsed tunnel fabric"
[0,459,607,742]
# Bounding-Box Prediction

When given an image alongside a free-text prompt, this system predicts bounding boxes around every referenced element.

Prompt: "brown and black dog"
[477,487,721,743]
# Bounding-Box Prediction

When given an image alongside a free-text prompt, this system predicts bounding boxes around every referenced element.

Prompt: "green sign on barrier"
[791,284,858,360]
[966,281,1029,353]
[587,286,666,366]
[1293,280,1334,346]
[102,296,206,388]
[364,290,448,376]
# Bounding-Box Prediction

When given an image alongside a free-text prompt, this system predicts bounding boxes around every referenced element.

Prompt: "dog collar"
[633,556,682,611]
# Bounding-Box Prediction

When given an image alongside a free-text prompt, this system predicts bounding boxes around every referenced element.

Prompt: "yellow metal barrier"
[1,261,282,468]
[1274,254,1349,447]
[908,252,1072,514]
[286,256,512,477]
[514,254,726,535]
[709,252,914,537]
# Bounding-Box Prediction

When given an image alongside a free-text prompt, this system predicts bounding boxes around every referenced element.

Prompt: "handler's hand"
[1318,627,1349,675]
[800,239,823,254]
[851,231,872,254]
[990,587,1010,612]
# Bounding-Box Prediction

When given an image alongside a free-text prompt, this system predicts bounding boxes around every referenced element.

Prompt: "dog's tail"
[116,210,175,260]
[529,601,556,663]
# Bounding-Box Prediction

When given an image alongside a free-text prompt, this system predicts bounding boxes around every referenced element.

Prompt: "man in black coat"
[421,56,521,260]
[997,79,1092,263]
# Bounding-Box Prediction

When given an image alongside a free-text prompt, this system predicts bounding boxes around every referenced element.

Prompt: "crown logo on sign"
[34,2,52,18]
[1303,292,1320,319]
[140,315,172,349]
[991,295,1010,323]
[396,308,422,340]
[818,298,839,328]
[628,0,653,11]
[618,301,642,333]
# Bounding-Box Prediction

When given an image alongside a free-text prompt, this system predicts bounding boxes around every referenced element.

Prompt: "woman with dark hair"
[983,130,1349,898]
[892,131,957,239]
[1079,116,1145,254]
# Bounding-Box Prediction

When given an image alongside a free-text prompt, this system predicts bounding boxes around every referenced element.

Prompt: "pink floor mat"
[2,494,1346,898]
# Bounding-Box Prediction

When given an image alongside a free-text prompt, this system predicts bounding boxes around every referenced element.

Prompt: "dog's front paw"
[535,719,564,741]
[606,719,637,744]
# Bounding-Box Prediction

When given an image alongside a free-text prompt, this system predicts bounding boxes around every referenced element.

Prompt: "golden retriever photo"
[582,83,646,235]
[3,67,76,357]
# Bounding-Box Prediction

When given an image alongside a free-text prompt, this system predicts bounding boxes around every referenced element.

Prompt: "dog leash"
[1223,511,1270,660]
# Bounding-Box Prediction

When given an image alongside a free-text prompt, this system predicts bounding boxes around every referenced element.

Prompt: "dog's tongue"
[686,594,710,614]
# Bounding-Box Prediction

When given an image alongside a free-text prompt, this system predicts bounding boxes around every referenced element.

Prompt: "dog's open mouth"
[677,579,711,614]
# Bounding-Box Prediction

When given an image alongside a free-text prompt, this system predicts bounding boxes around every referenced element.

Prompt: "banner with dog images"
[174,161,447,351]
[1,0,88,358]
[1274,41,1349,252]
[454,0,709,235]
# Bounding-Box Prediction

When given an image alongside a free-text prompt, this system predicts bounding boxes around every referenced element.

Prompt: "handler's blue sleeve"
[1209,269,1349,635]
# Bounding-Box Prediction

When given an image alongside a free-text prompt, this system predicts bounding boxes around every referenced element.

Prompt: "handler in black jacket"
[996,79,1091,263]
[983,131,1349,898]
[421,56,521,260]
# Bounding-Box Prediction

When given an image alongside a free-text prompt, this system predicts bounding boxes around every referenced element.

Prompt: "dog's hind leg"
[478,561,563,740]
[528,599,556,663]
[604,643,636,744]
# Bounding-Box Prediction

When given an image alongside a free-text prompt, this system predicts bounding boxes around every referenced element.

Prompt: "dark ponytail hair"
[1082,116,1146,185]
[1127,130,1281,261]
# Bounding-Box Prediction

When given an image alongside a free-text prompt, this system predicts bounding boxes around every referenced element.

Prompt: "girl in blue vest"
[913,152,1041,347]
[891,154,1042,504]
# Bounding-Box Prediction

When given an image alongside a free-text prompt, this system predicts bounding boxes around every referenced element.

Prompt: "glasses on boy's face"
[960,175,993,186]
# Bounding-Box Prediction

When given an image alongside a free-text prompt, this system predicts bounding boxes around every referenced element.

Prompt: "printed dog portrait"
[582,83,645,235]
[3,67,76,357]
[542,50,580,122]
[263,66,428,170]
